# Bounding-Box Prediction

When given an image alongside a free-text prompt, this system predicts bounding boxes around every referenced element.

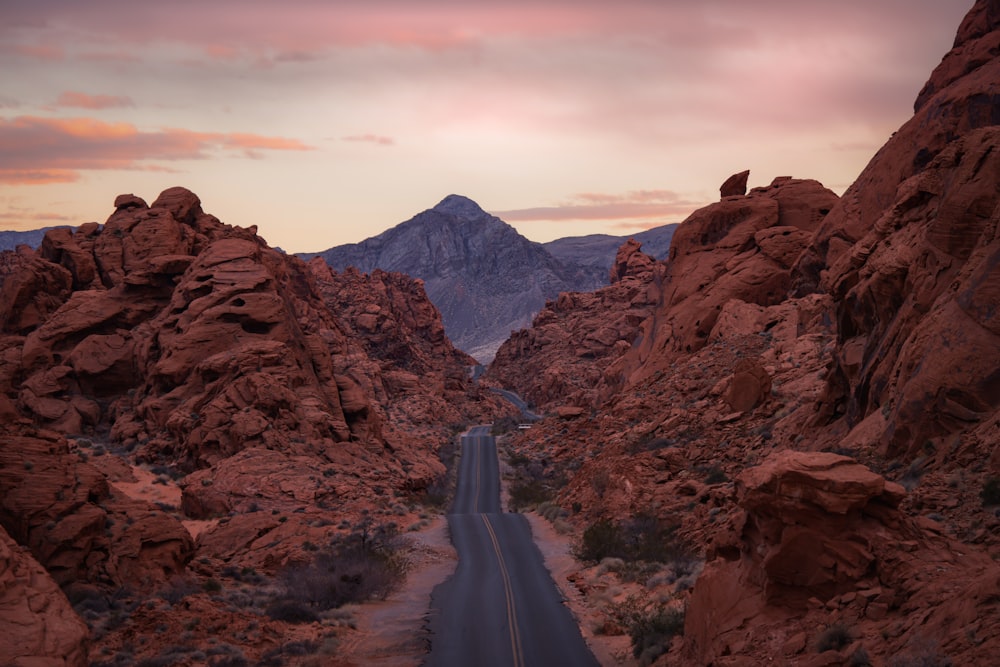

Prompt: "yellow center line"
[472,436,481,514]
[482,514,524,667]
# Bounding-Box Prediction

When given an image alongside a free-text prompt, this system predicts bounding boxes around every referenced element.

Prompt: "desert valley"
[3,1,1000,666]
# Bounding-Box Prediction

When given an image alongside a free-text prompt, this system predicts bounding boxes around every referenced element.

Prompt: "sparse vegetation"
[491,415,521,435]
[981,476,1000,506]
[607,594,685,664]
[888,639,953,666]
[815,622,854,652]
[576,514,691,565]
[267,520,407,617]
[505,448,564,511]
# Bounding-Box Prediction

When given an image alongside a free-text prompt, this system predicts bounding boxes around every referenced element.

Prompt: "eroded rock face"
[798,0,1000,461]
[0,524,89,667]
[487,240,661,410]
[0,188,392,468]
[493,4,1000,665]
[0,184,506,574]
[684,451,1000,665]
[608,177,838,390]
[0,426,193,590]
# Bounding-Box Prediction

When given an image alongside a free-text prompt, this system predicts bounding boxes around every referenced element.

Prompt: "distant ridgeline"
[0,227,77,252]
[300,195,677,363]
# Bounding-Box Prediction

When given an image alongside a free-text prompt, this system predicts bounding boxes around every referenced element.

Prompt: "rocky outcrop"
[0,188,394,468]
[720,169,750,198]
[601,177,837,394]
[486,240,661,410]
[0,425,193,590]
[795,0,1000,461]
[684,452,1000,665]
[304,195,608,362]
[494,3,1000,665]
[0,524,89,667]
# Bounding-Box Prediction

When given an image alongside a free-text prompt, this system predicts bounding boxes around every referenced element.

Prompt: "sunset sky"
[0,1,971,253]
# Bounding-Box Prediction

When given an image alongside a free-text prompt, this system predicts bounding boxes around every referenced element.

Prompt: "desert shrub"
[850,647,873,666]
[265,600,319,624]
[700,465,728,485]
[608,595,685,662]
[628,435,675,455]
[888,639,953,667]
[491,416,521,435]
[981,477,1000,506]
[509,479,553,509]
[271,521,407,613]
[577,514,691,565]
[577,518,625,562]
[816,623,854,652]
[158,576,199,605]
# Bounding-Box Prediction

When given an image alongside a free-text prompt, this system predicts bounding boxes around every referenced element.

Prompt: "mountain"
[542,224,677,271]
[0,226,74,252]
[487,1,1000,664]
[303,194,608,362]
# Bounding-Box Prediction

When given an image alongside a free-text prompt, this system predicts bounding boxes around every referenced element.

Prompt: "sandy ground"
[524,512,632,666]
[336,517,457,666]
[93,457,219,540]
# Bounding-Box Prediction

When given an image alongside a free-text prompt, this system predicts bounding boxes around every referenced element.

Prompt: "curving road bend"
[425,426,598,667]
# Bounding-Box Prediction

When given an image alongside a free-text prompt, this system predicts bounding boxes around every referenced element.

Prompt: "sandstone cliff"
[488,1,1000,663]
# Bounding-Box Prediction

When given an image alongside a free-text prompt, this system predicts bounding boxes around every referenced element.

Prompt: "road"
[425,426,598,667]
[491,388,543,421]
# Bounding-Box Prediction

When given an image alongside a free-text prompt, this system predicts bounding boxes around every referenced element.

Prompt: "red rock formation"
[0,425,193,590]
[719,169,750,198]
[792,0,1000,462]
[0,186,510,661]
[490,3,1000,664]
[486,240,661,410]
[0,525,88,667]
[685,452,1000,665]
[605,177,837,394]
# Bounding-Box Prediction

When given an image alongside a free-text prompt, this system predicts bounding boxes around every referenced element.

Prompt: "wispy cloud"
[494,190,698,222]
[53,91,134,109]
[0,116,315,184]
[341,133,395,146]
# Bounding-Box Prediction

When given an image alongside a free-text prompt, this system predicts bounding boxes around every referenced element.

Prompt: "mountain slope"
[542,224,677,271]
[304,195,606,361]
[0,227,74,252]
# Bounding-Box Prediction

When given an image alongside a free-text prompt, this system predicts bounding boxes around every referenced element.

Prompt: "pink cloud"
[2,43,64,61]
[341,134,395,146]
[0,116,314,184]
[54,91,134,110]
[494,190,699,223]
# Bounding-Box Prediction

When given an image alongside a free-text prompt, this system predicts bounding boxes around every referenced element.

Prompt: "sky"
[0,1,972,253]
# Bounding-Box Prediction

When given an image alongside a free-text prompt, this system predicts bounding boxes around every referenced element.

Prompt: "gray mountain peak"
[431,194,489,222]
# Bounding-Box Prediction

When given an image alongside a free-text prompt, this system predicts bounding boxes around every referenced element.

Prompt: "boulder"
[0,525,88,667]
[725,358,772,412]
[720,169,750,198]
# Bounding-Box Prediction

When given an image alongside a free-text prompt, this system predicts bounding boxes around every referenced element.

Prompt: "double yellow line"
[467,430,524,666]
[472,435,481,514]
[482,514,525,667]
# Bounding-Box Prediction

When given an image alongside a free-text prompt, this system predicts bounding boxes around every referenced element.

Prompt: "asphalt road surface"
[491,388,543,421]
[425,426,598,666]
